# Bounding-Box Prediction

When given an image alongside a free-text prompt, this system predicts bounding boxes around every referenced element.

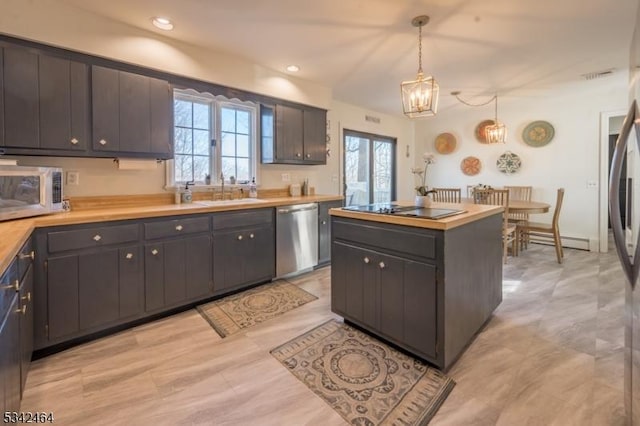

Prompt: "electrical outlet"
[332,174,338,182]
[66,171,80,186]
[281,173,290,182]
[587,180,598,188]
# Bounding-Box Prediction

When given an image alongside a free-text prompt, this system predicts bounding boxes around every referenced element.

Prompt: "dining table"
[459,197,550,214]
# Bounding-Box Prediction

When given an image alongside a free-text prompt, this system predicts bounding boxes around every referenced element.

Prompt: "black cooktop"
[343,203,466,220]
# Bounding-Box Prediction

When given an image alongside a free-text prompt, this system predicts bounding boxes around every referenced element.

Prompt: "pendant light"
[451,91,507,143]
[401,15,439,118]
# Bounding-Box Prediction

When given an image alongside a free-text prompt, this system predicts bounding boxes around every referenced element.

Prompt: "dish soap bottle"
[181,181,194,204]
[249,177,257,198]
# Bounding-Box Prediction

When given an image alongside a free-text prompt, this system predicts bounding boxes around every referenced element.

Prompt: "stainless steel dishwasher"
[276,203,318,278]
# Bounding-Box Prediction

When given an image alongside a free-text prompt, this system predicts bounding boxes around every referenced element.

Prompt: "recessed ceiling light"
[152,17,174,31]
[286,65,300,72]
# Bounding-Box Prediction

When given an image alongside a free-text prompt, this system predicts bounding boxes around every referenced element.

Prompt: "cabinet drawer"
[212,209,273,230]
[144,216,210,240]
[17,238,34,281]
[0,261,18,322]
[332,219,437,260]
[48,224,140,253]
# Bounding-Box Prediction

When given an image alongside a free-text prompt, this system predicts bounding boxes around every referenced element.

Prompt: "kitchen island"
[330,202,503,371]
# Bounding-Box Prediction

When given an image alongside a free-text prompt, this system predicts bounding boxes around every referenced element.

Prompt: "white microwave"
[0,166,64,222]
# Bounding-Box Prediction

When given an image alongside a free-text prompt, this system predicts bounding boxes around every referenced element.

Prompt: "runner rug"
[197,281,317,337]
[270,319,455,425]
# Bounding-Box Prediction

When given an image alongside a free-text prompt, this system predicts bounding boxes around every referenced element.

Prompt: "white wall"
[415,77,628,249]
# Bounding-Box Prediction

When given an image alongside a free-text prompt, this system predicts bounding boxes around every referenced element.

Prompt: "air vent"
[365,115,381,124]
[582,69,615,80]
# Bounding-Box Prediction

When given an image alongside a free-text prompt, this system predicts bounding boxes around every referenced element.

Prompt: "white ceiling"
[60,0,638,116]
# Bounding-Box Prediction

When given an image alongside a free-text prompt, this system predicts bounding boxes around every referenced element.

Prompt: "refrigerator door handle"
[609,99,640,289]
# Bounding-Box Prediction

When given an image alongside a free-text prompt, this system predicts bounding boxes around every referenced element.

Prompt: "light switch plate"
[66,171,80,186]
[281,173,290,182]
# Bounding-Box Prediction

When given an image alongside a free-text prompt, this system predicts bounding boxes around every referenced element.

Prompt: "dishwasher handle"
[277,203,318,214]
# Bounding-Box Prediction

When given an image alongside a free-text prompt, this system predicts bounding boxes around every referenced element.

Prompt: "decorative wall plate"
[435,132,457,154]
[461,156,482,176]
[496,151,521,174]
[475,119,496,144]
[522,120,554,147]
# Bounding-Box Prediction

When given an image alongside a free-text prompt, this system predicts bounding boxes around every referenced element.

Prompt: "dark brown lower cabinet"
[318,200,343,266]
[0,294,21,413]
[19,266,34,396]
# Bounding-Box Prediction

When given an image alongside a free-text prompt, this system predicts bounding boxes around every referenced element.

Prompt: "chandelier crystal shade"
[401,15,439,118]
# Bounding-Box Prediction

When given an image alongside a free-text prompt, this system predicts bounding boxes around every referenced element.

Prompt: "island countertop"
[329,201,503,230]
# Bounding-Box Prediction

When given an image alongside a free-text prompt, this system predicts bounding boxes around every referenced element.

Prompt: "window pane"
[193,129,210,156]
[236,158,249,182]
[193,155,209,183]
[236,134,249,157]
[221,132,235,156]
[174,128,193,154]
[344,136,370,206]
[236,110,250,134]
[193,102,210,130]
[175,154,192,182]
[221,108,235,133]
[373,141,392,204]
[174,100,192,127]
[221,157,236,179]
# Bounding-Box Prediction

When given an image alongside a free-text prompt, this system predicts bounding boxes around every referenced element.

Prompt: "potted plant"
[412,152,437,207]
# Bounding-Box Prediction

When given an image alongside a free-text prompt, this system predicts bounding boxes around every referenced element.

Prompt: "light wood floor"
[21,243,626,425]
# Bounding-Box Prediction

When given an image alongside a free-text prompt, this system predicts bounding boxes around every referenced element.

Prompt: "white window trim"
[165,90,259,191]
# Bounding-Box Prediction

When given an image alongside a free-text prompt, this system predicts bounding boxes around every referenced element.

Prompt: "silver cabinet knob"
[99,139,107,146]
[249,233,255,239]
[363,257,370,264]
[175,225,183,231]
[125,253,133,260]
[93,234,102,242]
[306,154,311,158]
[71,138,79,145]
[321,220,327,225]
[379,261,386,269]
[151,249,159,256]
[19,251,35,260]
[237,235,243,241]
[296,153,301,157]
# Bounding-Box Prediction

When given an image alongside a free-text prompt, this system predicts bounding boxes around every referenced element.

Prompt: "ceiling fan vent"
[581,69,615,80]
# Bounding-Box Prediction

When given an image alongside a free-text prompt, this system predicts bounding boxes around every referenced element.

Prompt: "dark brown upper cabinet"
[92,66,172,158]
[261,103,327,165]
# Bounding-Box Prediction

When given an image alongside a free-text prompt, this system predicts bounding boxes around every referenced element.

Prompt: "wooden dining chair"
[473,189,517,264]
[517,188,565,264]
[505,185,533,248]
[432,188,461,203]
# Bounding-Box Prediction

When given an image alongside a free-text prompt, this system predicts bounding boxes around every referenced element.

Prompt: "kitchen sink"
[194,198,269,206]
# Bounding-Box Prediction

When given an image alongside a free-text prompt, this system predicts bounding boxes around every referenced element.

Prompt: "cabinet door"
[245,226,274,284]
[163,240,187,306]
[119,246,143,319]
[92,66,120,152]
[0,48,3,147]
[403,260,437,358]
[39,56,88,151]
[276,105,303,161]
[185,235,212,299]
[377,253,405,343]
[78,249,119,330]
[19,265,33,396]
[3,46,39,148]
[318,201,342,265]
[213,230,246,292]
[119,71,150,153]
[144,244,165,312]
[303,109,326,163]
[47,256,80,339]
[0,295,21,413]
[149,77,172,155]
[260,104,275,163]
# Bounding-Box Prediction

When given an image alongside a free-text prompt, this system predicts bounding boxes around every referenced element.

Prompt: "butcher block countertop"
[329,201,503,231]
[0,194,343,275]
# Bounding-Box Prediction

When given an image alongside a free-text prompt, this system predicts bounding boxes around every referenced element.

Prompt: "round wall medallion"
[434,132,457,154]
[461,156,482,176]
[475,119,496,144]
[522,120,554,147]
[496,151,522,174]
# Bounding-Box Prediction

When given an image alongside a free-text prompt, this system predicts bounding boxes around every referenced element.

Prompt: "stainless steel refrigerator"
[611,5,640,422]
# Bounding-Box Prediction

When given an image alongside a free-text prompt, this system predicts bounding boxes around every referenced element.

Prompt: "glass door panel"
[373,140,393,204]
[344,135,370,206]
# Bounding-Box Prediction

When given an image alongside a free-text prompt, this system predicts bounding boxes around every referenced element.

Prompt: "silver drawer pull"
[379,261,386,269]
[71,138,79,145]
[125,253,133,260]
[363,257,370,264]
[21,292,31,302]
[93,234,102,242]
[16,305,26,315]
[175,225,183,231]
[19,251,35,260]
[2,280,19,292]
[249,233,255,239]
[151,249,159,256]
[237,235,243,241]
[99,139,107,146]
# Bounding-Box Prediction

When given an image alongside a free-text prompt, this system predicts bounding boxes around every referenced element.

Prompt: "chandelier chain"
[417,24,423,74]
[452,94,497,108]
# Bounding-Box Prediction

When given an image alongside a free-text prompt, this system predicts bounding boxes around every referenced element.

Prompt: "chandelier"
[401,15,439,118]
[451,91,507,143]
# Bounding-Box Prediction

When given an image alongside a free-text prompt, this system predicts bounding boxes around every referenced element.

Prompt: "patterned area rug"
[197,281,318,337]
[271,319,455,425]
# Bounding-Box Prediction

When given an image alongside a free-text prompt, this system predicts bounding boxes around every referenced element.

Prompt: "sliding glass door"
[343,130,396,206]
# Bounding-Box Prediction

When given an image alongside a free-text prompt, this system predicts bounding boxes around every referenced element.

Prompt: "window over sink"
[167,89,258,187]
